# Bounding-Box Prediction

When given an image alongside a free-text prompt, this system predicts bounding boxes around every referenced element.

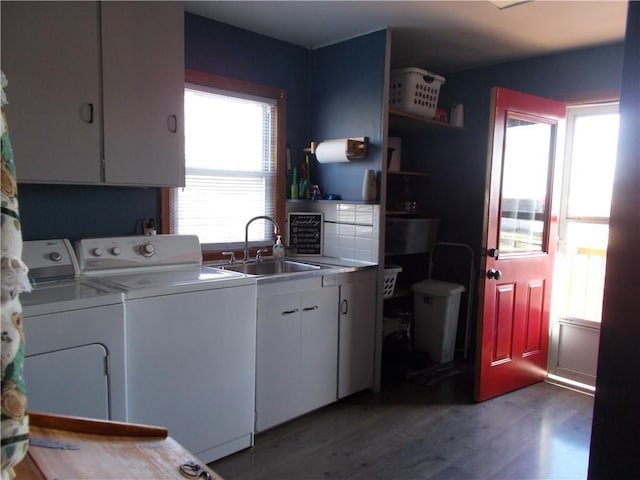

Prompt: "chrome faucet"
[244,216,280,263]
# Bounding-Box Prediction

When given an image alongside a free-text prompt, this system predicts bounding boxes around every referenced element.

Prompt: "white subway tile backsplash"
[355,204,374,226]
[337,203,357,224]
[287,201,380,263]
[336,223,356,249]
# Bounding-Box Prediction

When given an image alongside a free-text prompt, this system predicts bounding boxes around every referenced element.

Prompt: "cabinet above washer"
[1,1,185,187]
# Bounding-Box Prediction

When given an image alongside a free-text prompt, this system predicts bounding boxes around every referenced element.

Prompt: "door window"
[499,115,555,254]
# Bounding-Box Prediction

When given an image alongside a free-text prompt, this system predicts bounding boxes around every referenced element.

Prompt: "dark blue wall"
[310,30,388,201]
[17,184,159,241]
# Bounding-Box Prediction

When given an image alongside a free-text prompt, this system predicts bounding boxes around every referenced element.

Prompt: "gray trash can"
[412,279,465,363]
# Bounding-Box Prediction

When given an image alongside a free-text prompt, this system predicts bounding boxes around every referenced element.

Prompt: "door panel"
[25,344,109,419]
[524,280,544,354]
[476,87,565,402]
[493,283,515,364]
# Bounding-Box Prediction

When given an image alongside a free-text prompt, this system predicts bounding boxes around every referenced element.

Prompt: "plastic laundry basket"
[412,279,465,363]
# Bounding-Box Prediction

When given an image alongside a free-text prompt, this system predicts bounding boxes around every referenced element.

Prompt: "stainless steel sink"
[221,260,323,276]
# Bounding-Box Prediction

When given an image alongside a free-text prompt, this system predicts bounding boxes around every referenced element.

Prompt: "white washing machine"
[21,239,126,421]
[76,234,258,464]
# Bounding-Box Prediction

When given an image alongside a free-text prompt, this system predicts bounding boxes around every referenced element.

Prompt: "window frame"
[557,101,619,323]
[161,69,287,262]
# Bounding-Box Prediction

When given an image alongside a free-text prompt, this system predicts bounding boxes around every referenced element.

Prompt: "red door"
[475,87,566,402]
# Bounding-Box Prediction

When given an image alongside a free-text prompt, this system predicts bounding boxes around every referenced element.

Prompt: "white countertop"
[291,256,377,269]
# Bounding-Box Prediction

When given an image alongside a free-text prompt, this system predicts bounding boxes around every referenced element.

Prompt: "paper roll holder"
[305,137,369,160]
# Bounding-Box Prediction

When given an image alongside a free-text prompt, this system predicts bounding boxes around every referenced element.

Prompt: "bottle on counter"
[273,235,285,261]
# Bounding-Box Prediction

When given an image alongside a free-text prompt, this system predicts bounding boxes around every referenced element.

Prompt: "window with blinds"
[170,84,277,250]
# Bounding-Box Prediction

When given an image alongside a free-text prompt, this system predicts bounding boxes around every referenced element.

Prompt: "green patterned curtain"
[1,71,31,479]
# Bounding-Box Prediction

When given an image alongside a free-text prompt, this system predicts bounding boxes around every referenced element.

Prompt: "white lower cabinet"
[255,278,338,432]
[338,269,377,398]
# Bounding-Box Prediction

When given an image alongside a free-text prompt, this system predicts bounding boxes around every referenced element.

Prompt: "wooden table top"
[14,412,222,480]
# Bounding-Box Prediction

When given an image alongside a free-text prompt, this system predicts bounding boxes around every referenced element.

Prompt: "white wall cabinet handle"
[81,103,94,124]
[167,114,178,133]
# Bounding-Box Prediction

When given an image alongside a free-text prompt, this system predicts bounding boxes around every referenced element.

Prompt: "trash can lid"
[412,279,465,296]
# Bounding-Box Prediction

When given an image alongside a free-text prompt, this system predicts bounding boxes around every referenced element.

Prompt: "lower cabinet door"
[338,271,376,398]
[300,286,339,411]
[255,292,303,432]
[255,285,339,432]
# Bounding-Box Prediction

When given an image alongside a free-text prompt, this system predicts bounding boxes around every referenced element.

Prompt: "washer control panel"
[23,239,79,280]
[76,235,202,273]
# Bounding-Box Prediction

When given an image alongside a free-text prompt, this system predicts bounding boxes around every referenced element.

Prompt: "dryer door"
[25,344,109,419]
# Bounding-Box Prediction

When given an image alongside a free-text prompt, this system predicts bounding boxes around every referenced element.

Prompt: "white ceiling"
[184,1,628,73]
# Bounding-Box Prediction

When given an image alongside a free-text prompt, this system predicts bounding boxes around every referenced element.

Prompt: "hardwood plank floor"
[210,363,594,480]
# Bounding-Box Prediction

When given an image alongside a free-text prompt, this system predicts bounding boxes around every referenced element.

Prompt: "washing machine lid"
[95,266,255,298]
[21,278,124,316]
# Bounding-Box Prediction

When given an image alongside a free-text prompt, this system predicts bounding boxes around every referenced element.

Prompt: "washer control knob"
[92,248,104,257]
[140,243,155,257]
[110,247,121,256]
[49,251,63,262]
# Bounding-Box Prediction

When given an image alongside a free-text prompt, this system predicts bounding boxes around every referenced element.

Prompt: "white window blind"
[171,85,276,250]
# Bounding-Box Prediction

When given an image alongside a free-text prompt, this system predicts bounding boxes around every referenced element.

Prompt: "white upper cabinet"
[1,1,185,187]
[2,2,102,183]
[101,2,184,186]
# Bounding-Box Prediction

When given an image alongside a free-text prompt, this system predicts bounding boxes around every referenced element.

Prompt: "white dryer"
[76,234,258,464]
[21,239,126,421]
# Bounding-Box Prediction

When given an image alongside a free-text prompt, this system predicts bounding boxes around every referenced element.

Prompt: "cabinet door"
[338,272,376,398]
[1,1,102,183]
[255,292,303,432]
[300,286,339,411]
[101,1,185,187]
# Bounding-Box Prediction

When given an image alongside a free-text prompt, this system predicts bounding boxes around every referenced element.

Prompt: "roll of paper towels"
[315,139,351,163]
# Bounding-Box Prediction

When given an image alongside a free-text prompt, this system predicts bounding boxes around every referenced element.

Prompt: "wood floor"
[210,363,594,480]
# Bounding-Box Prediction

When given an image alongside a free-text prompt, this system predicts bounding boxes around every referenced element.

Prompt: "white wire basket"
[383,265,403,299]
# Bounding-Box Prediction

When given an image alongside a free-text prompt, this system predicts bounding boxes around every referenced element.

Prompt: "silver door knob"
[487,269,502,280]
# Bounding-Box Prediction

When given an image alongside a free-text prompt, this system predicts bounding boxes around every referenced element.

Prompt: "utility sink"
[221,260,323,276]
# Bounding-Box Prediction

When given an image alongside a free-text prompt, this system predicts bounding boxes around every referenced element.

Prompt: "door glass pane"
[564,222,609,321]
[499,116,553,253]
[567,113,619,218]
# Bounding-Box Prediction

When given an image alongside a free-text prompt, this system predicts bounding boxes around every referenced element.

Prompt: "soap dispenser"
[273,235,285,261]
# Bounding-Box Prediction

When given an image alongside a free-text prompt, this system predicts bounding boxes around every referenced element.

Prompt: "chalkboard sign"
[288,212,324,256]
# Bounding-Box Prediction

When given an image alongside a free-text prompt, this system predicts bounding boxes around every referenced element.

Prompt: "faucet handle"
[222,251,236,264]
[256,249,269,262]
